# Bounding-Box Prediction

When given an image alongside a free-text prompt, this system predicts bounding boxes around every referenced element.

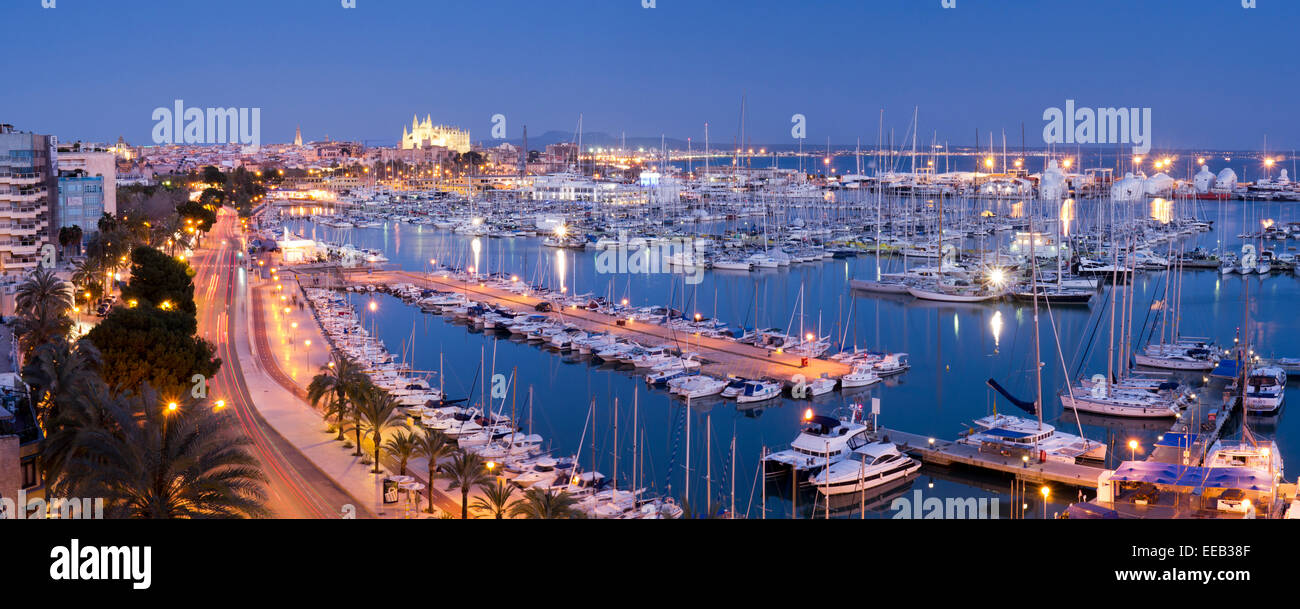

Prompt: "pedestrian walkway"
[241,267,487,518]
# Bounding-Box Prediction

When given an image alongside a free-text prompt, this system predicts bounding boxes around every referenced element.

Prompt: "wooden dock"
[873,427,1107,489]
[325,269,852,383]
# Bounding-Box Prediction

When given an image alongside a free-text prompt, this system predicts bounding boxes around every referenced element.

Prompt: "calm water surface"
[283,197,1300,518]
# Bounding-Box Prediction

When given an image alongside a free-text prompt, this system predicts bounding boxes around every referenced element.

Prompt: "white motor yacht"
[809,441,921,495]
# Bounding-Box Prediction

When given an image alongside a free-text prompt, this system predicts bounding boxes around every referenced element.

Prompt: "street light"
[1128,439,1138,461]
[1040,486,1050,519]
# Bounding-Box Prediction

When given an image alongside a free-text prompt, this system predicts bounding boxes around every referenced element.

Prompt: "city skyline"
[3,0,1298,150]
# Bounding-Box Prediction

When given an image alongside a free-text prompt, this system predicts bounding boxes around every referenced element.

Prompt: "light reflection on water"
[284,198,1300,517]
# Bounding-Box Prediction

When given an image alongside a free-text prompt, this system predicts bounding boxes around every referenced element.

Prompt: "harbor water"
[283,197,1298,518]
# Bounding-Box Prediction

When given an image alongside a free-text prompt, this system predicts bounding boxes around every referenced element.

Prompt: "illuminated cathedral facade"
[401,115,470,153]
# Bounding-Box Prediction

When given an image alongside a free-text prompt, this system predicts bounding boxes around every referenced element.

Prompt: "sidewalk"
[240,266,485,518]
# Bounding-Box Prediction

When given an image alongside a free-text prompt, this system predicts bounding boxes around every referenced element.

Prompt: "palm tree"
[24,339,109,489]
[13,269,74,355]
[508,487,582,519]
[16,267,73,316]
[306,354,366,441]
[413,429,455,513]
[382,429,420,476]
[438,451,492,519]
[22,337,102,427]
[353,387,407,474]
[57,387,269,518]
[71,256,106,302]
[470,478,518,519]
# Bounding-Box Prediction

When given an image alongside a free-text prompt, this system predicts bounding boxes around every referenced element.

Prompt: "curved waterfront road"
[191,210,365,519]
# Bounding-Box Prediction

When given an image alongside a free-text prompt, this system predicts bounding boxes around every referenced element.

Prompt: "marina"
[12,0,1300,599]
[254,185,1300,519]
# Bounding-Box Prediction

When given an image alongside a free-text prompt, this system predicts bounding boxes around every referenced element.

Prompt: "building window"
[21,457,39,489]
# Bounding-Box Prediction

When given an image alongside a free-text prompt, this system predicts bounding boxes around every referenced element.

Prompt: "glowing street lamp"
[1128,439,1139,461]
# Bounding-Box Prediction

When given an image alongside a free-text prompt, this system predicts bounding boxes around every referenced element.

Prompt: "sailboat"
[961,202,1106,463]
[1208,280,1285,515]
[1132,244,1219,370]
[905,193,1001,303]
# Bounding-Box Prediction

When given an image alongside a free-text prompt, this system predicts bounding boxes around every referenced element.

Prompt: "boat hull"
[1133,353,1216,371]
[1061,394,1180,418]
[849,279,911,294]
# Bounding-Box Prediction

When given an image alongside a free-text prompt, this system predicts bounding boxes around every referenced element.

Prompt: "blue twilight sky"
[1,0,1296,150]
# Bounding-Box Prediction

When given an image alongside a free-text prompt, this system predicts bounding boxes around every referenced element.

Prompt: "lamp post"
[1040,486,1050,520]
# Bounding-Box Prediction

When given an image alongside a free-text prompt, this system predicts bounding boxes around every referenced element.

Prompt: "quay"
[303,267,853,383]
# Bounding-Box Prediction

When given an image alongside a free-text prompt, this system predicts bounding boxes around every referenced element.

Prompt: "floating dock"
[871,427,1107,489]
[312,268,852,383]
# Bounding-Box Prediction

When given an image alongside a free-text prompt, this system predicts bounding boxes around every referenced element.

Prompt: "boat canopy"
[980,428,1036,440]
[805,415,842,434]
[1109,461,1274,491]
[1154,433,1199,448]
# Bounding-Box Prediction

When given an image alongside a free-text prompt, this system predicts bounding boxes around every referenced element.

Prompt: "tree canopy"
[120,245,197,315]
[85,305,220,397]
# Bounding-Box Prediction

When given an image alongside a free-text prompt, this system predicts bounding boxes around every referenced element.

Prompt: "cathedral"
[401,115,470,153]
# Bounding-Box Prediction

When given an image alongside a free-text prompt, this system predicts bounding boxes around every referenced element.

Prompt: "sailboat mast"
[632,389,638,493]
[1031,200,1043,433]
[684,397,691,506]
[612,397,618,494]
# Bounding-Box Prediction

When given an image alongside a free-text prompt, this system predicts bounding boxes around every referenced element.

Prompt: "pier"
[310,268,853,383]
[872,427,1108,489]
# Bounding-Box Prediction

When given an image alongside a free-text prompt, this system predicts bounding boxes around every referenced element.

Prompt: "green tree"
[199,188,226,208]
[438,451,492,519]
[120,246,198,315]
[413,429,455,514]
[509,487,582,519]
[71,257,106,303]
[58,225,83,256]
[353,387,407,474]
[382,429,420,476]
[57,388,269,519]
[176,200,217,234]
[85,306,220,397]
[471,478,518,519]
[12,269,74,356]
[97,212,118,234]
[23,338,108,488]
[201,165,226,187]
[306,354,367,441]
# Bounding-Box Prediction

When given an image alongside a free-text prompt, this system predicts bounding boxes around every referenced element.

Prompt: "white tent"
[1111,172,1146,201]
[1038,160,1068,199]
[1216,168,1238,191]
[1144,172,1175,196]
[1193,165,1216,193]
